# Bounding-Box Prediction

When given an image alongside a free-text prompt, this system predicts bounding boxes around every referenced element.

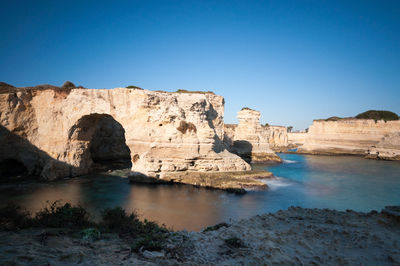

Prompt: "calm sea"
[1,153,400,231]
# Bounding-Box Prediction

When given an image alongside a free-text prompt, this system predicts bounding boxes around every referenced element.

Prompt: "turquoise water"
[1,153,400,231]
[255,153,400,212]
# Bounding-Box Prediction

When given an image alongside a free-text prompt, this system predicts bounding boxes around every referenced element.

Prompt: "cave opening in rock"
[69,114,132,172]
[0,158,28,178]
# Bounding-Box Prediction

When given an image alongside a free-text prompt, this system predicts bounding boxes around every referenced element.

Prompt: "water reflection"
[1,154,400,231]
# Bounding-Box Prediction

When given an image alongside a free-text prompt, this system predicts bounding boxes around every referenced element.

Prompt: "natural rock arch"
[66,114,132,174]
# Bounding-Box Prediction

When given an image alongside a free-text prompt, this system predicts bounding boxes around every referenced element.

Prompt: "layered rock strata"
[268,126,288,150]
[298,119,400,160]
[130,170,273,194]
[0,84,253,182]
[287,132,307,147]
[224,108,282,162]
[366,133,400,160]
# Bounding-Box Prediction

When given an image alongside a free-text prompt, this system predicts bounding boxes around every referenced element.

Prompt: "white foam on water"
[262,177,293,191]
[283,159,297,164]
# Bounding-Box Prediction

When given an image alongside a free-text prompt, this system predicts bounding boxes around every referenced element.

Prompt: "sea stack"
[224,108,283,162]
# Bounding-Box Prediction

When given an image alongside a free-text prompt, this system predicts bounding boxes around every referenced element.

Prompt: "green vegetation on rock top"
[175,89,214,94]
[126,85,144,90]
[355,110,399,121]
[316,110,399,122]
[241,107,256,111]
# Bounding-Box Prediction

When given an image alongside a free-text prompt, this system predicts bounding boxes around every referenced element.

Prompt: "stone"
[142,250,165,259]
[224,108,282,162]
[381,206,400,219]
[0,85,252,182]
[130,170,273,193]
[298,119,400,160]
[366,133,400,160]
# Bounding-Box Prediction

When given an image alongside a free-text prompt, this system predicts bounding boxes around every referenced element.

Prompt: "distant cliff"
[298,119,400,160]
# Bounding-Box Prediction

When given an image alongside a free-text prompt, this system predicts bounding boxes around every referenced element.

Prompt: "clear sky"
[1,0,399,129]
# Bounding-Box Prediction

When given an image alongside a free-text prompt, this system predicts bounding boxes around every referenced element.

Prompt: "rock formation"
[298,119,400,160]
[0,84,255,182]
[223,108,282,162]
[288,132,307,146]
[268,125,288,151]
[366,133,400,160]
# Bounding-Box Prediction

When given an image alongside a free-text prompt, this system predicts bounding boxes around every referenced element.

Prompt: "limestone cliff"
[288,132,307,146]
[298,119,400,159]
[0,84,251,180]
[366,133,400,160]
[268,126,288,150]
[223,108,282,162]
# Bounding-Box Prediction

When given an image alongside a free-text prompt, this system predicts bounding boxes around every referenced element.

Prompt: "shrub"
[132,234,165,252]
[356,110,399,121]
[35,201,92,228]
[0,202,170,253]
[241,107,255,111]
[325,116,343,121]
[80,228,101,241]
[126,85,143,90]
[61,81,75,89]
[175,89,214,94]
[203,222,229,232]
[101,207,168,236]
[101,207,142,235]
[101,207,169,251]
[0,203,32,230]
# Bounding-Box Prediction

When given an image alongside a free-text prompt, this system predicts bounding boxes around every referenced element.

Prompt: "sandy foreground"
[1,206,399,265]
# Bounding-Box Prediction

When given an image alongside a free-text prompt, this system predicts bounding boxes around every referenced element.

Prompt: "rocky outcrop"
[2,206,400,265]
[224,108,282,162]
[268,126,288,151]
[0,85,253,181]
[130,170,273,194]
[366,133,400,160]
[298,119,400,159]
[288,132,307,146]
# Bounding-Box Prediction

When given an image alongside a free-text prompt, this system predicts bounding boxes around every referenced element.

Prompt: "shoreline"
[129,170,274,194]
[1,205,399,265]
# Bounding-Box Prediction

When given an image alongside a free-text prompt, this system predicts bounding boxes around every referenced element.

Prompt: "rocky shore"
[129,170,274,194]
[1,206,399,265]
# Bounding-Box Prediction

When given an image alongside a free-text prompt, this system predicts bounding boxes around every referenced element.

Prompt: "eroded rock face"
[0,86,250,180]
[224,108,281,162]
[288,132,307,146]
[366,133,400,160]
[298,119,400,160]
[268,126,288,150]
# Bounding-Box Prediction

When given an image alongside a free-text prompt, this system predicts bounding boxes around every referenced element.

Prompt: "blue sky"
[1,0,399,129]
